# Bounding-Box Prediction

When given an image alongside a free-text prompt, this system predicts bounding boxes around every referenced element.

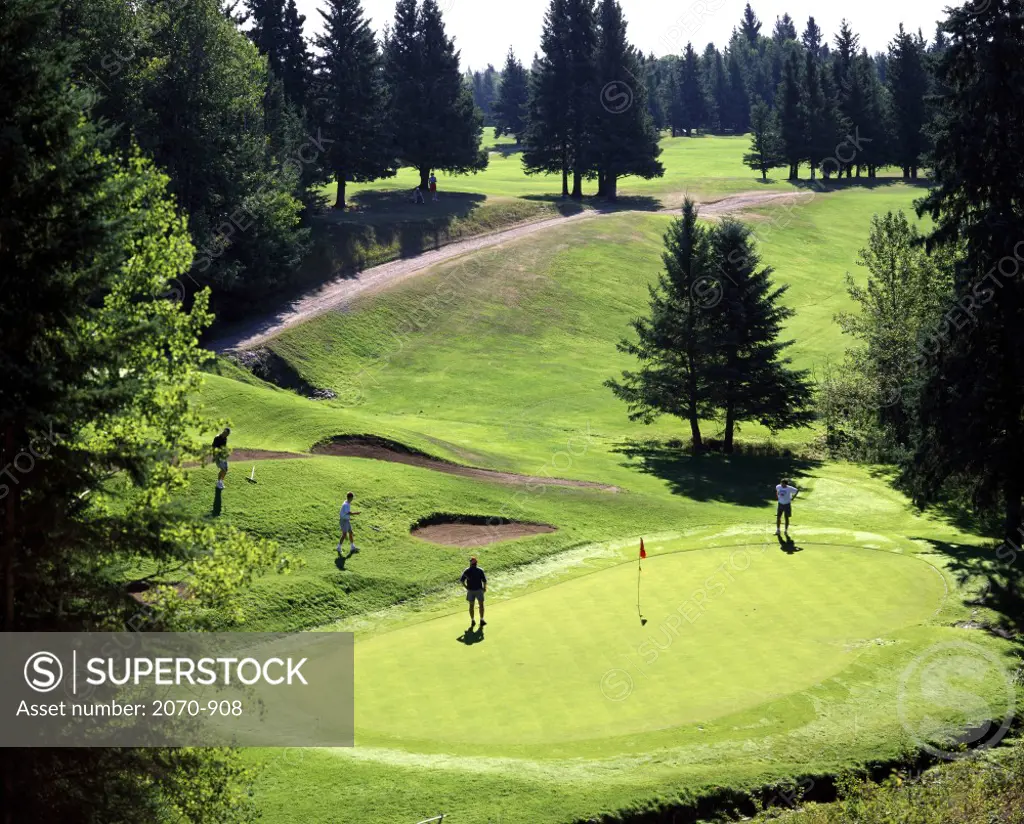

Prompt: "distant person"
[213,428,231,490]
[412,186,425,205]
[338,492,360,556]
[429,173,438,201]
[775,478,799,535]
[461,557,487,628]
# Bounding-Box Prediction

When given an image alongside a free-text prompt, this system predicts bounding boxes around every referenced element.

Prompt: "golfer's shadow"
[777,534,804,555]
[457,627,485,646]
[334,549,358,571]
[211,487,223,518]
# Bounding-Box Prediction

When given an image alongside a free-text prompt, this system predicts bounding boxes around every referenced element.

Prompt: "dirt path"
[313,437,620,492]
[211,191,811,353]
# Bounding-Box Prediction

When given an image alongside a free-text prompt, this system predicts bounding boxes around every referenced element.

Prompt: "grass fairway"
[187,159,1017,823]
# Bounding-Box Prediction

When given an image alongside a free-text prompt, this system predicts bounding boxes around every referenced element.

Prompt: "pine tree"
[314,0,396,208]
[909,0,1024,541]
[591,0,664,200]
[887,24,930,179]
[743,100,785,180]
[481,64,498,124]
[385,0,487,191]
[777,49,805,179]
[710,49,731,133]
[773,13,798,43]
[740,3,762,46]
[804,49,842,179]
[281,0,310,108]
[564,0,599,198]
[709,220,814,452]
[726,48,750,132]
[494,47,530,140]
[607,201,720,450]
[523,0,573,195]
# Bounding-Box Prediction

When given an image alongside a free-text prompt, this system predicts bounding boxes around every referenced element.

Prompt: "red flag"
[639,539,646,560]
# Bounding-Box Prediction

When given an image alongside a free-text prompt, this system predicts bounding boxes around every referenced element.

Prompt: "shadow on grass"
[457,627,485,646]
[914,538,1024,641]
[521,192,663,215]
[778,534,804,554]
[788,176,933,192]
[487,142,523,157]
[614,438,821,508]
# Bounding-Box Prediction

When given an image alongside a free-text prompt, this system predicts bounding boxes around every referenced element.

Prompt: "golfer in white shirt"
[776,478,799,535]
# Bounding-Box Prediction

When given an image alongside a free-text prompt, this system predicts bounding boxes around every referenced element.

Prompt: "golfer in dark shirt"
[461,557,487,628]
[213,428,230,489]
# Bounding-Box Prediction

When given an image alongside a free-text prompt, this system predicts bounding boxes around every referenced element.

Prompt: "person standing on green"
[461,557,487,628]
[213,428,231,490]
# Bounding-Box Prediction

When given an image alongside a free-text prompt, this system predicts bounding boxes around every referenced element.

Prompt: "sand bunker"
[411,515,557,547]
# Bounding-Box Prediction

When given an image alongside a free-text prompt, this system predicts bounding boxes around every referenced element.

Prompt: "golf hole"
[410,514,557,547]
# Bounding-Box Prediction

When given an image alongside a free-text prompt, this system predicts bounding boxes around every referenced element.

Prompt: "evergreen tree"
[777,49,805,179]
[385,0,487,191]
[801,15,825,58]
[607,201,719,449]
[709,220,814,452]
[887,24,930,179]
[804,49,842,178]
[725,48,750,132]
[676,42,705,135]
[523,0,573,195]
[281,0,310,108]
[700,43,721,131]
[591,0,664,200]
[740,3,763,46]
[709,49,731,132]
[494,47,530,140]
[743,100,785,180]
[909,0,1024,541]
[481,64,498,124]
[564,0,599,197]
[0,0,283,816]
[772,13,798,43]
[314,0,396,208]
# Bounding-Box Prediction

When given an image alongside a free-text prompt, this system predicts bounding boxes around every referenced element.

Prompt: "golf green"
[355,543,945,757]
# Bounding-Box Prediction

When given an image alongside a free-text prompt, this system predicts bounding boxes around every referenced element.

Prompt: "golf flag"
[637,539,647,625]
[639,539,646,560]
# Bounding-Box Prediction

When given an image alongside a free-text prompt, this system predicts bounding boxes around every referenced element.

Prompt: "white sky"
[294,0,953,69]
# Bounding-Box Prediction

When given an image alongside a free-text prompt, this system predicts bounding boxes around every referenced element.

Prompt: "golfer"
[338,492,360,555]
[461,557,487,628]
[775,478,799,535]
[429,173,438,201]
[213,428,230,490]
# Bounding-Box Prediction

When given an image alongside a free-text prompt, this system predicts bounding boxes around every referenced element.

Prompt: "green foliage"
[886,25,930,178]
[494,47,530,140]
[744,100,786,179]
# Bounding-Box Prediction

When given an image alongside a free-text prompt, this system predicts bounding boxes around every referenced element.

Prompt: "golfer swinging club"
[776,477,799,535]
[461,557,487,628]
[337,492,360,556]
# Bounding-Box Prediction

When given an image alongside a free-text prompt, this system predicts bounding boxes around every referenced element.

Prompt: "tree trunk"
[596,170,606,198]
[789,164,798,180]
[761,168,768,181]
[571,168,583,200]
[419,166,430,191]
[606,174,617,202]
[561,152,569,198]
[724,403,735,454]
[334,173,347,209]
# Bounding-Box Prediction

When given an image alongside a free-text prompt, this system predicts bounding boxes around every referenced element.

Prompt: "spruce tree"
[607,201,720,450]
[591,0,664,200]
[709,220,814,452]
[385,0,487,191]
[909,0,1024,541]
[314,0,396,208]
[740,3,762,46]
[801,15,824,58]
[773,13,798,43]
[494,47,530,140]
[887,24,930,179]
[523,0,573,195]
[676,43,705,135]
[744,100,785,180]
[726,48,750,132]
[281,0,310,108]
[564,0,599,198]
[804,49,842,179]
[777,49,805,179]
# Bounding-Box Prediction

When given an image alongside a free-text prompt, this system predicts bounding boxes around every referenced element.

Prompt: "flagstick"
[637,556,646,626]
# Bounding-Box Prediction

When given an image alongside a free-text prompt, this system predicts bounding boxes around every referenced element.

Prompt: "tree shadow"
[487,142,523,157]
[520,193,663,215]
[457,626,485,646]
[914,538,1024,641]
[788,176,933,192]
[613,438,821,508]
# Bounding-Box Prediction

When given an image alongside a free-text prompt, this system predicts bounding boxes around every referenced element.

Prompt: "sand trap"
[313,435,619,492]
[411,515,557,547]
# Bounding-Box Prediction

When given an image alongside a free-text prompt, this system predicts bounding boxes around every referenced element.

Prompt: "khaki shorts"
[466,589,485,604]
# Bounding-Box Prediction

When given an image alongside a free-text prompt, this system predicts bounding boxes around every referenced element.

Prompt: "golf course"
[179,134,1019,823]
